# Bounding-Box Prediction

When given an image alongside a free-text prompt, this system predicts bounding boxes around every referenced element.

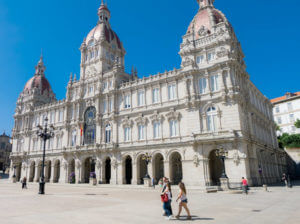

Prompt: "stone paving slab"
[0,180,299,224]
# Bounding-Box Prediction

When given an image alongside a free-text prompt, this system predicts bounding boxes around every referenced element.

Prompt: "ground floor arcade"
[9,140,286,187]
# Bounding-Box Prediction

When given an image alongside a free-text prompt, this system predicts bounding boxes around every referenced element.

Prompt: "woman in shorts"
[175,182,191,220]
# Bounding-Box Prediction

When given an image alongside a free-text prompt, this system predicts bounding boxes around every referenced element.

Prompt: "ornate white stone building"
[10,0,286,187]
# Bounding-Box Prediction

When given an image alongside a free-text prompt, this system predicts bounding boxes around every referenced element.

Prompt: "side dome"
[24,75,52,95]
[22,56,55,98]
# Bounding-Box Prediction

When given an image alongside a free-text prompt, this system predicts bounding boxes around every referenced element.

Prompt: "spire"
[35,54,46,76]
[197,0,215,8]
[98,0,111,24]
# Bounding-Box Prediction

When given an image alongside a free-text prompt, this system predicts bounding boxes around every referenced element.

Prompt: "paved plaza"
[0,179,299,224]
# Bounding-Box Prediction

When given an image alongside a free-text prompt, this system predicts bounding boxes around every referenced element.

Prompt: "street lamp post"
[215,147,228,179]
[36,117,54,195]
[142,153,152,179]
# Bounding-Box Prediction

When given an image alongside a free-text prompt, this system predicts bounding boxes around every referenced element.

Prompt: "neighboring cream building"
[10,0,285,187]
[271,92,300,135]
[0,132,12,173]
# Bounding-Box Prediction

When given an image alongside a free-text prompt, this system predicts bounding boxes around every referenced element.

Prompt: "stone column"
[96,159,102,184]
[132,161,137,185]
[34,165,39,182]
[75,159,82,184]
[59,161,68,184]
[50,164,55,183]
[164,160,170,180]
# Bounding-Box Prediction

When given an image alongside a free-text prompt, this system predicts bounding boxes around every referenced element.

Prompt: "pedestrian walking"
[282,173,288,188]
[242,177,248,194]
[152,177,156,189]
[161,182,173,220]
[22,177,27,189]
[175,182,191,220]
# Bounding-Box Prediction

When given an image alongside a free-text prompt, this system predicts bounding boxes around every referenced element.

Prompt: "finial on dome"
[35,53,46,76]
[98,0,110,24]
[197,0,214,8]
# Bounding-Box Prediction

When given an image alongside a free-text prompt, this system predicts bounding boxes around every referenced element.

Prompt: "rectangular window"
[152,88,160,104]
[124,95,131,109]
[196,55,204,64]
[153,122,161,139]
[138,125,145,140]
[287,102,293,111]
[109,99,113,112]
[277,117,282,124]
[59,110,64,122]
[210,74,219,92]
[291,126,296,132]
[138,91,145,106]
[289,114,295,123]
[170,120,178,137]
[207,51,215,62]
[124,127,131,142]
[103,100,107,113]
[275,106,280,114]
[50,111,55,124]
[168,84,177,100]
[199,77,207,94]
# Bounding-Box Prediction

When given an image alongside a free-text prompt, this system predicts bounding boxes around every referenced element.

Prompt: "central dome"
[85,23,122,50]
[186,1,226,39]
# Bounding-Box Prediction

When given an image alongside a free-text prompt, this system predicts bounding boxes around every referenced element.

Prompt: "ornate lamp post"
[142,153,152,179]
[215,147,228,179]
[36,117,54,195]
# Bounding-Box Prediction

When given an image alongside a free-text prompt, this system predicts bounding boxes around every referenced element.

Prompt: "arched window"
[207,107,217,132]
[84,107,96,145]
[105,124,111,143]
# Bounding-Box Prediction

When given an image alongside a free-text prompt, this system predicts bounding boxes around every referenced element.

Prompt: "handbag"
[161,193,169,202]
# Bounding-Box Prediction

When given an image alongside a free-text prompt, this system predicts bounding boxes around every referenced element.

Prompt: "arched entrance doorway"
[209,150,223,186]
[152,153,164,184]
[170,152,183,185]
[45,161,51,182]
[137,155,147,185]
[53,160,60,183]
[124,156,132,184]
[68,159,75,183]
[29,161,35,182]
[84,157,96,183]
[105,158,111,184]
[15,163,22,182]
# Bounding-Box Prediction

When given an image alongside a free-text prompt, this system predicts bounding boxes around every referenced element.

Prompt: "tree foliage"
[279,133,300,148]
[295,119,300,129]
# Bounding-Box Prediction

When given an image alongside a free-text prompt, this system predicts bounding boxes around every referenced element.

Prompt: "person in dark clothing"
[22,177,27,189]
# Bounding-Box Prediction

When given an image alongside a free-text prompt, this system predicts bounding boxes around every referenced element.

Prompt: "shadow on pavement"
[176,216,214,221]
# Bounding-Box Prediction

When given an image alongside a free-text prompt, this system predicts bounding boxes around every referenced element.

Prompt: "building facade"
[10,0,286,186]
[0,132,12,173]
[271,92,300,135]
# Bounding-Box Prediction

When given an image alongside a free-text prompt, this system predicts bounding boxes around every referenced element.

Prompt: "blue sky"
[0,0,299,135]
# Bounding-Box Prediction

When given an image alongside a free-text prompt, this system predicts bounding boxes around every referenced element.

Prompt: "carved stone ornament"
[193,155,200,167]
[166,108,181,121]
[150,111,164,123]
[112,159,118,169]
[182,57,195,67]
[122,116,133,127]
[198,25,209,37]
[217,47,228,58]
[135,113,147,125]
[233,152,240,165]
[86,98,95,107]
